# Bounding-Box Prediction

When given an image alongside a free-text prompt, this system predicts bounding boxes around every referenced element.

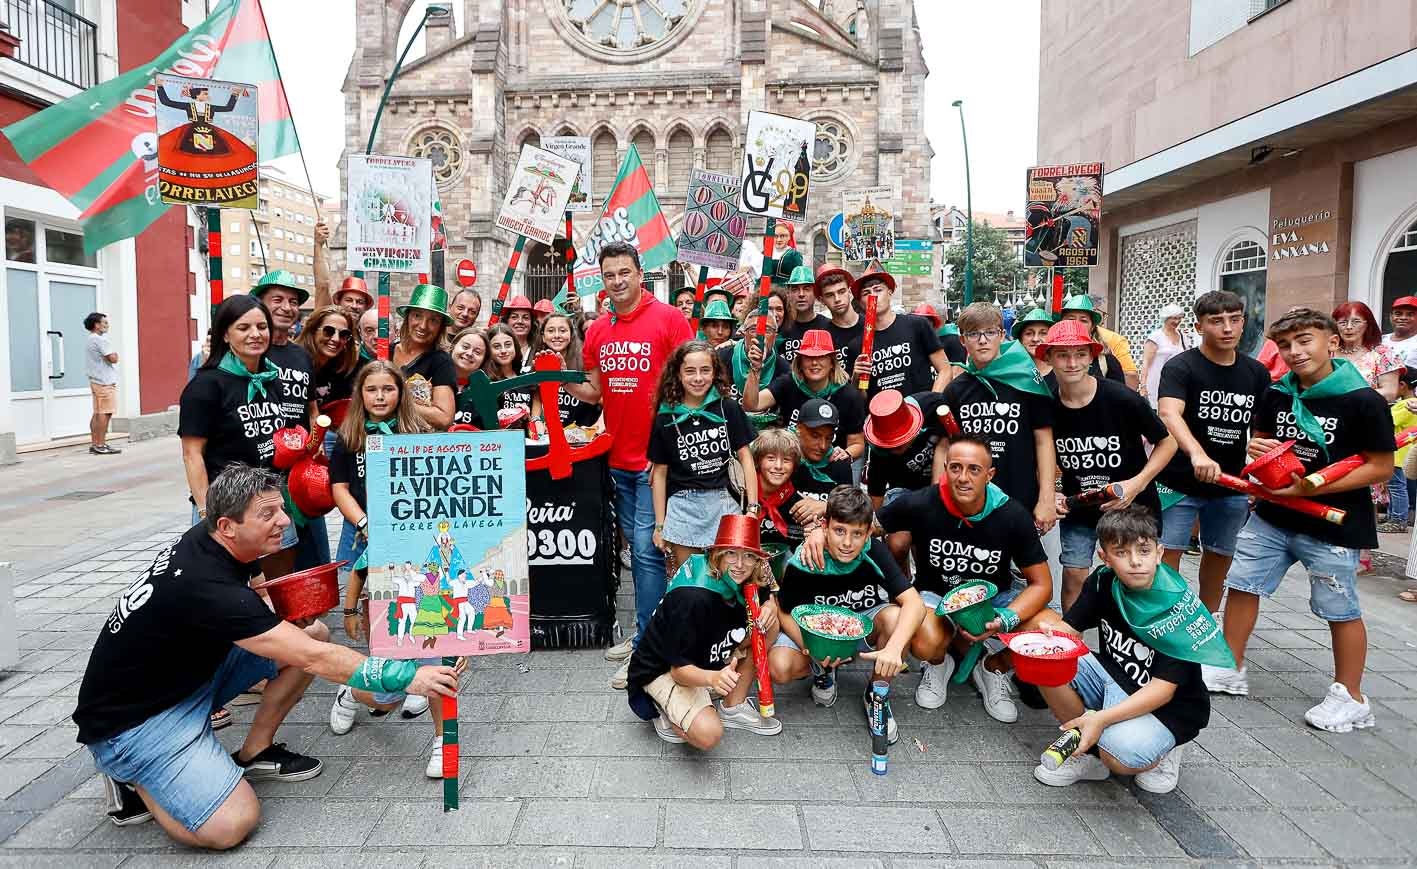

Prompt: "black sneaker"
[232,742,323,782]
[103,776,153,826]
[91,444,122,454]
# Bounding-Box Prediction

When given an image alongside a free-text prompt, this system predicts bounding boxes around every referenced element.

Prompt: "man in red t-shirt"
[576,240,695,687]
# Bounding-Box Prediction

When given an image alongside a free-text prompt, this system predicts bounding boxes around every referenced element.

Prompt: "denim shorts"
[369,656,440,705]
[662,488,740,548]
[1071,653,1177,769]
[1059,521,1100,570]
[1224,513,1362,621]
[1159,494,1250,557]
[775,602,887,655]
[86,646,278,832]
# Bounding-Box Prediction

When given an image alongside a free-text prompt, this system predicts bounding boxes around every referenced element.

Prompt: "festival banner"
[678,169,747,270]
[841,185,898,264]
[365,431,529,658]
[495,144,580,244]
[154,74,259,209]
[542,136,594,214]
[1,0,298,253]
[1024,162,1104,267]
[346,154,433,274]
[737,110,816,223]
[570,145,677,295]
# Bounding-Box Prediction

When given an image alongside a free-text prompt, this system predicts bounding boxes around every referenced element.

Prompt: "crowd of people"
[66,215,1415,850]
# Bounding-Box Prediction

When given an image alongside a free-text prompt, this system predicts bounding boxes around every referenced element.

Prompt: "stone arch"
[589,125,619,197]
[627,123,657,187]
[625,121,658,151]
[552,122,581,137]
[703,121,738,176]
[665,123,695,192]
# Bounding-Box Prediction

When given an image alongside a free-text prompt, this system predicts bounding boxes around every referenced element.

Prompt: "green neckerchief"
[217,351,280,401]
[365,419,396,435]
[1270,358,1370,459]
[790,370,843,401]
[797,451,836,484]
[955,339,1052,399]
[938,480,1009,527]
[1154,480,1186,512]
[938,323,960,338]
[1102,563,1237,668]
[658,387,727,425]
[733,339,778,393]
[788,540,883,578]
[358,343,376,362]
[666,553,745,605]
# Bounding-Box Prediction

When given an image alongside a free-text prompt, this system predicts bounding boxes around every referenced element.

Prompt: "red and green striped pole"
[441,657,458,811]
[206,207,223,318]
[488,236,527,326]
[754,218,778,356]
[376,272,391,360]
[689,265,709,334]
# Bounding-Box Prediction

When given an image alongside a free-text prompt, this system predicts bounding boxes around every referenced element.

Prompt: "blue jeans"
[610,467,667,644]
[1070,653,1177,768]
[335,519,365,579]
[1388,467,1409,524]
[1159,494,1250,557]
[1225,513,1362,621]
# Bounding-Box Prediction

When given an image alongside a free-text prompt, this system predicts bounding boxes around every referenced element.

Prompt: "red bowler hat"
[532,298,555,319]
[813,264,854,297]
[796,329,836,358]
[335,276,374,306]
[709,513,769,558]
[852,265,896,300]
[912,303,943,330]
[504,295,534,311]
[864,389,924,449]
[1394,296,1417,310]
[1034,319,1103,361]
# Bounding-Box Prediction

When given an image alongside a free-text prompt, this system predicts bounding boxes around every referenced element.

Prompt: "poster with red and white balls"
[678,169,747,270]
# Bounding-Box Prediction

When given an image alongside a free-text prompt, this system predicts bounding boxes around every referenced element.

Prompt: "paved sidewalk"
[2,445,1417,866]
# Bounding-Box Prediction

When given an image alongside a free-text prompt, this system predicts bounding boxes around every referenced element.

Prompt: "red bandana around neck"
[760,482,796,535]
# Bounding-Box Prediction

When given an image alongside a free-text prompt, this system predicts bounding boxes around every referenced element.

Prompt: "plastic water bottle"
[869,680,889,775]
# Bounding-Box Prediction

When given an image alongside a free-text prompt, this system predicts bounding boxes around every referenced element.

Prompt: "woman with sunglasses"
[299,306,364,413]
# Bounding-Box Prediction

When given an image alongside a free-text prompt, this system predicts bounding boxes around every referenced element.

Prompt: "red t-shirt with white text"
[583,292,695,471]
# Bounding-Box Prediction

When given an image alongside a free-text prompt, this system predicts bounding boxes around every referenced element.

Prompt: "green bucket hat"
[396,283,451,323]
[1059,294,1102,326]
[251,269,309,305]
[786,264,816,286]
[1010,306,1057,339]
[701,298,737,322]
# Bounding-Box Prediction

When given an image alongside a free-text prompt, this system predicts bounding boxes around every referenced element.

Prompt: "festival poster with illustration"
[495,144,580,244]
[1024,163,1104,267]
[678,169,747,270]
[842,185,898,264]
[737,110,816,223]
[365,431,529,658]
[542,136,594,214]
[154,74,260,209]
[346,154,433,273]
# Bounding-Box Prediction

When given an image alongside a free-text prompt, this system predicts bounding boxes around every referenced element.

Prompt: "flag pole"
[754,218,778,356]
[690,265,709,334]
[206,207,223,318]
[251,0,320,210]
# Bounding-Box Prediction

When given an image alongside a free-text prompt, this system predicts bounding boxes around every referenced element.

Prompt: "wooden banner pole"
[754,218,778,356]
[562,211,576,313]
[690,266,710,334]
[489,236,528,325]
[376,272,391,361]
[206,207,223,319]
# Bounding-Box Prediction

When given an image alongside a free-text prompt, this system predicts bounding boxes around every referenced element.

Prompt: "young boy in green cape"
[1034,507,1221,793]
[1204,308,1395,734]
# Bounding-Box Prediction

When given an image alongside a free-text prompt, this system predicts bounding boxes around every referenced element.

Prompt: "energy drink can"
[1040,728,1082,771]
[869,680,889,775]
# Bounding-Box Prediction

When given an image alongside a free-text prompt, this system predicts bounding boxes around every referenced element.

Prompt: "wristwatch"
[342,608,360,617]
[745,503,761,516]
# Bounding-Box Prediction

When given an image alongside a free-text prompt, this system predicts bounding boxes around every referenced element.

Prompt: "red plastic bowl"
[272,425,309,470]
[256,561,346,622]
[1242,440,1304,489]
[1002,630,1089,687]
[288,458,335,517]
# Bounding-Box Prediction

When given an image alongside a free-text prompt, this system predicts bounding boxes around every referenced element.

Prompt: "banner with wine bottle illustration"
[364,431,529,659]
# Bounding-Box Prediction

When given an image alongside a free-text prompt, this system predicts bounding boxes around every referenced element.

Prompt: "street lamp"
[365,2,453,154]
[951,99,974,304]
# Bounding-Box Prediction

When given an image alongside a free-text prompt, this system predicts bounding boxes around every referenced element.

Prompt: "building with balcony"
[0,0,203,460]
[1037,0,1417,356]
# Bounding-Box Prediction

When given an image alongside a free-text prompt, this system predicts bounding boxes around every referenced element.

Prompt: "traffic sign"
[828,213,845,249]
[455,259,478,287]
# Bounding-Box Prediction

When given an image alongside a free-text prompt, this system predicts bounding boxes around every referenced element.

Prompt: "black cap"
[798,398,840,429]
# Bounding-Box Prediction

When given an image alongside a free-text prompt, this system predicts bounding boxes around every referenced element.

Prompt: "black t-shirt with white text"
[878,487,1046,596]
[940,332,967,365]
[627,586,752,692]
[940,374,1054,508]
[846,314,943,397]
[1156,348,1271,499]
[767,375,866,448]
[1064,569,1210,746]
[760,488,810,546]
[792,455,854,501]
[265,341,314,428]
[73,525,282,743]
[178,367,294,483]
[778,537,913,615]
[1053,377,1169,527]
[780,313,832,365]
[826,317,865,371]
[329,433,369,510]
[1253,384,1395,549]
[865,391,948,496]
[312,356,366,406]
[647,398,755,496]
[393,342,458,408]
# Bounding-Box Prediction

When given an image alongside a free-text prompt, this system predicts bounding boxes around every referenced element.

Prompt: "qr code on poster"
[367,435,384,452]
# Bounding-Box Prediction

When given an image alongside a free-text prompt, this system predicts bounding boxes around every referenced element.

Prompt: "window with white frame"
[229,220,242,233]
[1219,238,1267,356]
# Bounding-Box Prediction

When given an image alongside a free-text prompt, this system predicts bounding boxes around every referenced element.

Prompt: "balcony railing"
[1,0,98,89]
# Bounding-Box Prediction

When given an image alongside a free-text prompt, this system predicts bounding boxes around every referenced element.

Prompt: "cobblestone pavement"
[2,441,1417,867]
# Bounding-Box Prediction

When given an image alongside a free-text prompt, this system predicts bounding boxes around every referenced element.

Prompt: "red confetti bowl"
[256,561,346,622]
[1242,440,1303,489]
[271,426,309,470]
[1002,630,1089,687]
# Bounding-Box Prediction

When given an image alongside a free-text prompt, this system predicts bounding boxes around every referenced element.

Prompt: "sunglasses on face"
[319,325,352,341]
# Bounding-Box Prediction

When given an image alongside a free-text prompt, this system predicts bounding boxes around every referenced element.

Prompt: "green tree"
[943,220,1026,306]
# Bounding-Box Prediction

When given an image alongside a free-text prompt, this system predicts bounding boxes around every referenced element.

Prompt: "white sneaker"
[401,694,429,718]
[1033,752,1111,787]
[329,686,359,735]
[653,714,685,744]
[861,687,899,745]
[609,660,629,690]
[1304,682,1375,733]
[717,699,783,735]
[1135,745,1184,794]
[914,658,954,710]
[605,633,635,662]
[972,662,1019,723]
[1201,664,1249,696]
[619,546,633,570]
[810,664,838,707]
[425,738,448,779]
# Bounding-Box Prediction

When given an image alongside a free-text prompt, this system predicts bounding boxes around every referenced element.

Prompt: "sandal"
[209,708,232,730]
[1399,589,1417,602]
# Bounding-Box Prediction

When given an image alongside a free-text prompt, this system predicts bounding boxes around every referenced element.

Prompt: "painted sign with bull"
[1024,163,1103,267]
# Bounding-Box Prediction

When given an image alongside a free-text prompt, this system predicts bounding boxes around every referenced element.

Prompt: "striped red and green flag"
[2,0,297,254]
[567,144,677,299]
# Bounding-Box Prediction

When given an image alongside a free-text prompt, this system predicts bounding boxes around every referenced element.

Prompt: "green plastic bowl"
[935,580,999,635]
[791,604,873,661]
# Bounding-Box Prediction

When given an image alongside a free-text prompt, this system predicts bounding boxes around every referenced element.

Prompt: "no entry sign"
[455,259,478,287]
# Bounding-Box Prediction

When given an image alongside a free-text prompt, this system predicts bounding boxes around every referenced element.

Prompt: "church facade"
[341,0,932,306]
